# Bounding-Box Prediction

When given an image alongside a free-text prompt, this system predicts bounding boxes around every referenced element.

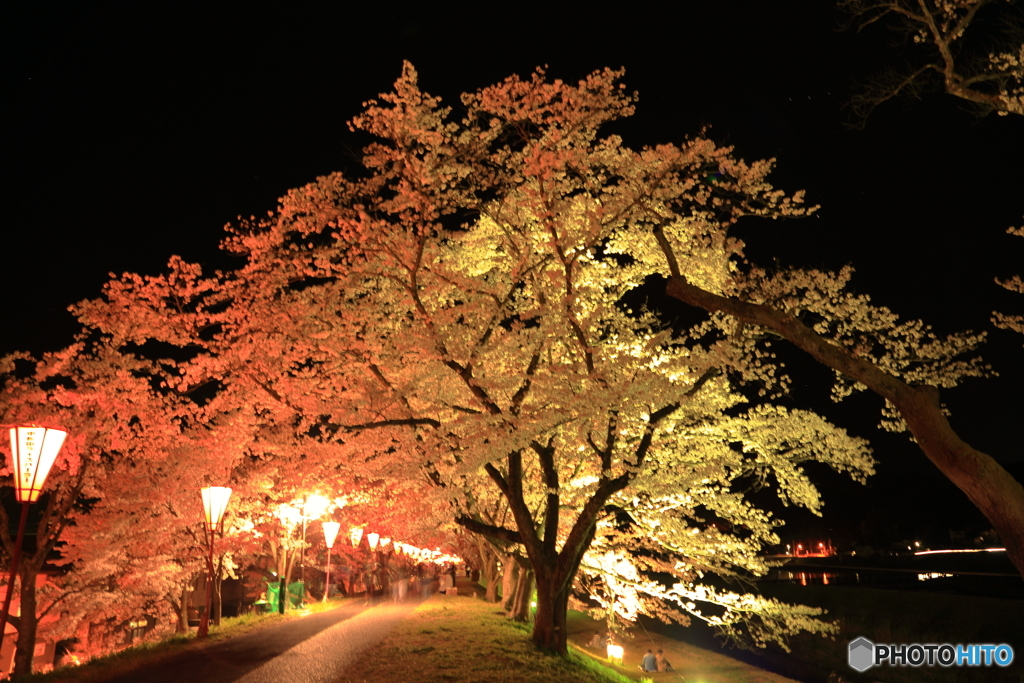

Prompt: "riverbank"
[651,580,1024,683]
[340,578,799,683]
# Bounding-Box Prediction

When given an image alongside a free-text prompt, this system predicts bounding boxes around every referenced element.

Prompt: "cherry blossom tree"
[661,241,1024,580]
[75,65,882,655]
[840,0,1024,123]
[0,341,196,676]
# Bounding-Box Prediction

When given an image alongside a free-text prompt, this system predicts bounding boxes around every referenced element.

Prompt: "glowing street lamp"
[322,521,340,603]
[202,487,232,533]
[0,427,68,643]
[349,526,363,548]
[303,494,330,519]
[296,494,330,586]
[197,486,232,639]
[367,532,380,551]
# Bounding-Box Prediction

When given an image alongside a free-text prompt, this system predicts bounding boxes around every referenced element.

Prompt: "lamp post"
[275,504,300,614]
[296,494,330,590]
[0,427,68,645]
[281,495,331,610]
[197,486,231,639]
[321,522,340,603]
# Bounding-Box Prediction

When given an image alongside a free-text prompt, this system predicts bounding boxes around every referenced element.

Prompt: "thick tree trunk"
[531,572,569,653]
[166,584,191,634]
[178,585,191,633]
[509,566,534,622]
[284,551,295,586]
[458,442,647,657]
[501,554,519,612]
[213,564,223,626]
[11,565,38,679]
[665,275,1024,578]
[473,537,501,603]
[483,579,497,602]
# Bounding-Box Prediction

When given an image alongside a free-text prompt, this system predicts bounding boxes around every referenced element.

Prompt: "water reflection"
[772,570,857,586]
[762,560,1023,598]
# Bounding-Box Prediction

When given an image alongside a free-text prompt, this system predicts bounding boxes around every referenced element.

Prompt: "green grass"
[23,597,353,682]
[27,583,803,683]
[341,580,797,683]
[338,590,634,683]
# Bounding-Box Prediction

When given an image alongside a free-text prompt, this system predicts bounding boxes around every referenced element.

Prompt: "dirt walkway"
[100,596,422,683]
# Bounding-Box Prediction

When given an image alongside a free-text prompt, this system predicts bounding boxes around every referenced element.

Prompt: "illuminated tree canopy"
[74,64,878,654]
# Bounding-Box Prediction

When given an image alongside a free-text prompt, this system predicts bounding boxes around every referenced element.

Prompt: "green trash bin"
[266,581,283,612]
[288,581,305,608]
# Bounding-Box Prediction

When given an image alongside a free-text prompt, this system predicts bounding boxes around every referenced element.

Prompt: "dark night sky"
[4,2,1023,543]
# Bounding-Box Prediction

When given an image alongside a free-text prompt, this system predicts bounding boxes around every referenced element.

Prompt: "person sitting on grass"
[641,649,658,672]
[655,649,674,672]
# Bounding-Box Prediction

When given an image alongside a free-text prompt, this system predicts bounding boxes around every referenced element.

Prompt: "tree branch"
[455,515,522,546]
[664,273,1024,579]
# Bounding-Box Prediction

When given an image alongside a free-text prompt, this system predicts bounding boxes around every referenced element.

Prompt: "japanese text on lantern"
[20,430,38,490]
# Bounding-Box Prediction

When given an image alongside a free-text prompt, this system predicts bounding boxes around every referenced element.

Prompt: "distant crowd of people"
[385,563,462,602]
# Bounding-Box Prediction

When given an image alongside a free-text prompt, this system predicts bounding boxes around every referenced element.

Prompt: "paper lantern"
[201,487,232,532]
[8,426,68,503]
[322,521,341,549]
